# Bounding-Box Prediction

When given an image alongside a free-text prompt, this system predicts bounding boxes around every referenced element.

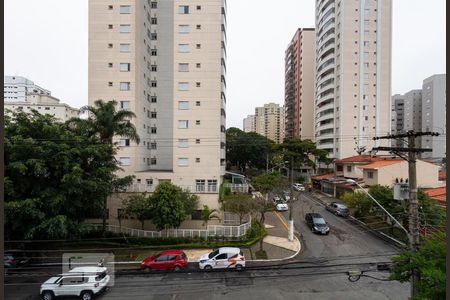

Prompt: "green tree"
[68,100,140,234]
[278,138,329,171]
[201,205,220,227]
[5,110,127,239]
[123,193,152,230]
[180,190,199,217]
[390,232,446,300]
[148,182,186,230]
[221,194,255,224]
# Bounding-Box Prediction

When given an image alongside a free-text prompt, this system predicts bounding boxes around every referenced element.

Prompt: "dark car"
[305,213,330,235]
[4,250,30,268]
[326,202,350,217]
[141,250,188,271]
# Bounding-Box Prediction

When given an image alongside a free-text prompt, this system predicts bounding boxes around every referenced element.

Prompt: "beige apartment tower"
[315,0,392,159]
[243,115,255,133]
[89,0,227,209]
[254,103,285,143]
[284,28,316,141]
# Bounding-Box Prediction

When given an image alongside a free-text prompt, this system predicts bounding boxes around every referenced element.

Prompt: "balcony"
[316,101,334,115]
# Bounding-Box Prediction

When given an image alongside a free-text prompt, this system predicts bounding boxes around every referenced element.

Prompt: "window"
[196,63,201,68]
[196,24,201,30]
[178,63,189,72]
[196,44,201,49]
[178,82,189,91]
[108,43,113,48]
[120,139,130,147]
[196,82,201,87]
[179,25,189,33]
[119,157,131,166]
[151,49,157,56]
[178,120,188,129]
[178,158,189,166]
[108,63,113,68]
[151,2,157,9]
[108,24,113,29]
[178,5,189,14]
[151,81,157,87]
[179,139,189,148]
[151,127,157,134]
[151,96,157,103]
[195,139,200,144]
[367,171,374,179]
[196,101,201,106]
[108,82,113,87]
[178,44,189,53]
[150,33,157,40]
[120,82,130,91]
[120,63,131,72]
[151,157,157,165]
[120,43,130,52]
[108,5,113,10]
[151,18,157,24]
[196,158,200,163]
[120,24,131,33]
[120,101,130,109]
[196,120,201,125]
[146,179,153,187]
[178,101,189,110]
[151,111,157,118]
[208,180,217,192]
[151,65,157,72]
[196,179,205,192]
[196,5,201,10]
[120,5,131,14]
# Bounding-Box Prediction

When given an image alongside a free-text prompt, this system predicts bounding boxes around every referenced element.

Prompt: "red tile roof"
[423,186,446,205]
[357,160,403,169]
[335,155,395,164]
[311,173,335,180]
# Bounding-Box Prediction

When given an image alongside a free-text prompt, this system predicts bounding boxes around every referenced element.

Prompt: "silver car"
[326,202,350,217]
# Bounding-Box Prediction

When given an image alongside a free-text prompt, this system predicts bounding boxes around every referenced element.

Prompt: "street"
[4,191,410,300]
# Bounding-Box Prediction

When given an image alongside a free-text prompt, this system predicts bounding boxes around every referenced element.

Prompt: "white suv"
[40,266,110,300]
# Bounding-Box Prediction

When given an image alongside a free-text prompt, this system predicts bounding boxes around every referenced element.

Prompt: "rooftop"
[357,160,403,169]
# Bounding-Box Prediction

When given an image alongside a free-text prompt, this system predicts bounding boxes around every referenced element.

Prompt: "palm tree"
[68,100,140,235]
[201,205,220,228]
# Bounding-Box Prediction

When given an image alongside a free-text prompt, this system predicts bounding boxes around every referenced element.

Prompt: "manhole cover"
[225,277,254,286]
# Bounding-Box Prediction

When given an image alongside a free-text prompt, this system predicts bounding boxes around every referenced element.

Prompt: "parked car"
[276,203,289,211]
[305,213,330,235]
[141,250,188,271]
[293,183,305,192]
[326,202,350,217]
[40,266,110,300]
[4,250,30,268]
[199,247,245,270]
[272,195,284,205]
[282,190,292,202]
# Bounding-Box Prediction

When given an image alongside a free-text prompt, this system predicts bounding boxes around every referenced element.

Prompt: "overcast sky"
[5,0,446,129]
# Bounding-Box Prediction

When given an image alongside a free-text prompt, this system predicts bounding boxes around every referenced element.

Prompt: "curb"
[250,235,302,262]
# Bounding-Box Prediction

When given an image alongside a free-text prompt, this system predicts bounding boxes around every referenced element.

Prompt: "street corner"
[262,235,300,253]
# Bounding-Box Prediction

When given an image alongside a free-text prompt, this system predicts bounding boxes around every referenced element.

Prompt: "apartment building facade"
[89,0,227,210]
[390,90,422,147]
[284,28,316,141]
[254,103,285,143]
[4,75,51,102]
[315,0,392,159]
[421,74,446,160]
[243,114,255,132]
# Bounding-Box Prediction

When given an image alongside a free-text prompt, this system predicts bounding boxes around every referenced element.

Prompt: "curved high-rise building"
[315,0,392,159]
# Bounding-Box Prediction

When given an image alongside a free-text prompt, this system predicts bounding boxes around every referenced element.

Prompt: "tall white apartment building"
[243,115,255,132]
[89,0,227,209]
[254,103,285,143]
[315,0,392,159]
[390,90,422,146]
[4,76,51,102]
[421,74,446,160]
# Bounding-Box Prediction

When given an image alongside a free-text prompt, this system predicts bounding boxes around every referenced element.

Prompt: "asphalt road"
[5,191,410,300]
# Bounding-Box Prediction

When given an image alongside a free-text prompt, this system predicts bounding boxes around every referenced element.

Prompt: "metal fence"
[87,216,251,239]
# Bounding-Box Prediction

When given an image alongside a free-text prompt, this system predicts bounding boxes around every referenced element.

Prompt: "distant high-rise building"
[314,0,392,159]
[4,76,51,102]
[254,103,285,143]
[89,0,227,209]
[243,115,255,132]
[421,74,446,160]
[284,28,316,141]
[391,90,422,146]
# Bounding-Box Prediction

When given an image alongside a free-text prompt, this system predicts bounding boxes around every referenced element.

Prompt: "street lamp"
[345,179,409,239]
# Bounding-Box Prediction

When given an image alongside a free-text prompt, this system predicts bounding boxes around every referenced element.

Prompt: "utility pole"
[289,156,294,241]
[372,130,439,298]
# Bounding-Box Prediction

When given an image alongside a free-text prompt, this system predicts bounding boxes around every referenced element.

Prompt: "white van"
[199,247,245,270]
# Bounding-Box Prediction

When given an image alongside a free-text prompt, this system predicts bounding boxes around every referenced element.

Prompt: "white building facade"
[4,76,51,102]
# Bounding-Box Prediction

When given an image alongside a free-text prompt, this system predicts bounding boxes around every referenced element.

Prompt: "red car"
[141,250,188,271]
